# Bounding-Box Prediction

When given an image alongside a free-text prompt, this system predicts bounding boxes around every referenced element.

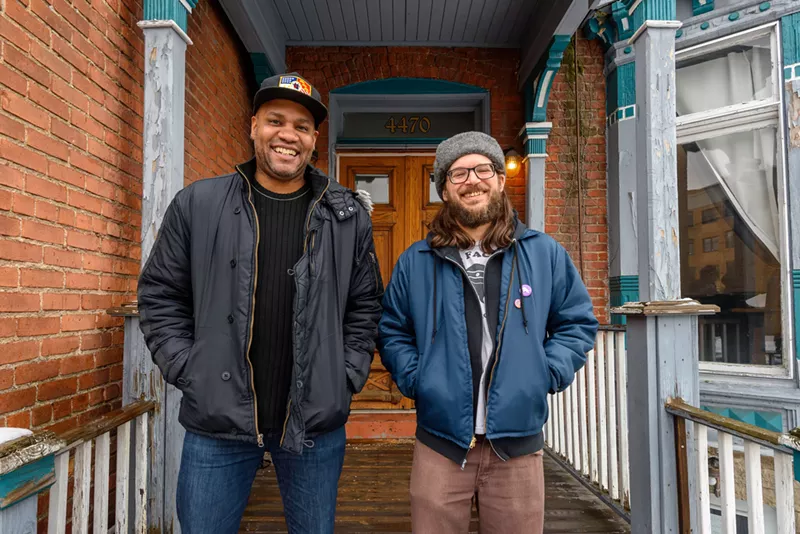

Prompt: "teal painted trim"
[782,13,800,67]
[676,29,683,38]
[606,62,635,117]
[331,78,486,95]
[585,15,616,49]
[626,0,677,36]
[612,2,633,41]
[701,406,783,434]
[525,138,547,155]
[143,0,191,31]
[251,53,275,85]
[760,2,771,12]
[0,455,55,509]
[610,275,638,325]
[728,11,740,21]
[785,63,800,81]
[692,0,714,16]
[700,21,710,30]
[185,0,199,6]
[795,451,800,483]
[623,46,632,54]
[530,35,571,122]
[523,125,551,156]
[793,270,800,359]
[336,138,446,145]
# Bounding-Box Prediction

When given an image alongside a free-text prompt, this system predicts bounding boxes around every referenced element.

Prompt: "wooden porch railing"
[48,400,155,534]
[545,325,631,520]
[667,397,799,534]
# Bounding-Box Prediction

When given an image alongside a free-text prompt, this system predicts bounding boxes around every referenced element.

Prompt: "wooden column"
[522,122,551,230]
[127,13,193,534]
[616,16,714,534]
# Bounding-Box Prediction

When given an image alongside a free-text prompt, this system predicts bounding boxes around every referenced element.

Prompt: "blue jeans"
[176,426,346,534]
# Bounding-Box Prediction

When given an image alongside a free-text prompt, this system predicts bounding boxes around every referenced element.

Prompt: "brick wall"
[285,46,527,216]
[0,0,253,440]
[546,35,609,323]
[184,0,254,185]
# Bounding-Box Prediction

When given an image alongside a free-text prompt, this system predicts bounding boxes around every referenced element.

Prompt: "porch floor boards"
[240,440,630,533]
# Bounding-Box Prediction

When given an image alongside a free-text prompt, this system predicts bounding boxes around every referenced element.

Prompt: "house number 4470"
[384,116,431,134]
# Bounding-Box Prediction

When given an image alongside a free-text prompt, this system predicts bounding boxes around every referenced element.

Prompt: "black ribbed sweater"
[249,178,312,431]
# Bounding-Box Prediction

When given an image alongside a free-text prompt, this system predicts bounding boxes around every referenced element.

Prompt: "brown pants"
[409,438,545,533]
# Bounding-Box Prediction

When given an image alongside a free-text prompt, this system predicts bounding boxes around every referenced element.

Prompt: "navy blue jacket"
[378,221,598,456]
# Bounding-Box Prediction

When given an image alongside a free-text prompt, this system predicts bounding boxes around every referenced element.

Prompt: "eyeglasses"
[446,163,498,184]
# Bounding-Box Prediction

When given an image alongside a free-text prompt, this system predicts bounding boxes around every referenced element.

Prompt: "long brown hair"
[428,190,516,253]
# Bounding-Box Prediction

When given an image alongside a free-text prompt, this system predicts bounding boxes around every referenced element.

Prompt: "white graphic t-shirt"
[459,242,494,435]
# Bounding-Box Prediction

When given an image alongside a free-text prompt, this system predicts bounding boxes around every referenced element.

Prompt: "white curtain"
[676,37,780,260]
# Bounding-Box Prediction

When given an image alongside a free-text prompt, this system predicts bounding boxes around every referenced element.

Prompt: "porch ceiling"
[272,0,538,47]
[219,0,590,88]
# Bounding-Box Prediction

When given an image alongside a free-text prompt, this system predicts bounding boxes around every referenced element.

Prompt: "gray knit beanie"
[433,131,505,200]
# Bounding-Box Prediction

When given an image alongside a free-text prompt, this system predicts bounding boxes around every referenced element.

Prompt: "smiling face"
[441,153,506,228]
[250,99,318,184]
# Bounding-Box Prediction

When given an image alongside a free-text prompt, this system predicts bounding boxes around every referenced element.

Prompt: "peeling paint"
[786,80,800,148]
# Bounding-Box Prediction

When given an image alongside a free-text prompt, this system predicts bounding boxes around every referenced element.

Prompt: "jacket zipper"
[443,246,515,468]
[280,179,330,447]
[441,254,489,470]
[237,166,264,448]
[368,251,379,293]
[483,240,518,462]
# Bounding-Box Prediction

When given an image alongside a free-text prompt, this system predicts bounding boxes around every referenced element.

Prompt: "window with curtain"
[675,25,787,372]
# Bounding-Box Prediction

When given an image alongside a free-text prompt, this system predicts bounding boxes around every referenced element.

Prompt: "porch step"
[345,410,417,439]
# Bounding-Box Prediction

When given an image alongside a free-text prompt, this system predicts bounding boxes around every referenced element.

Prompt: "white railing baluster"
[718,432,736,533]
[558,392,566,457]
[697,425,712,534]
[546,394,553,448]
[73,441,92,534]
[47,452,69,534]
[606,331,619,500]
[774,452,796,534]
[744,441,764,534]
[116,421,131,534]
[94,432,111,534]
[615,330,629,507]
[597,332,608,491]
[136,412,149,534]
[578,365,589,477]
[565,381,573,464]
[571,377,580,472]
[587,347,598,484]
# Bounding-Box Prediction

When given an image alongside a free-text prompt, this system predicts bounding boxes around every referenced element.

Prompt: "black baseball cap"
[252,72,328,127]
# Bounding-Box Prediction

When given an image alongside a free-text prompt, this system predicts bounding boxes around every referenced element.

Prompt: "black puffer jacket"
[137,160,383,453]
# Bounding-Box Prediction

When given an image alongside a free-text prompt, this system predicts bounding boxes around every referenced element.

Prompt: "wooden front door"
[340,154,438,410]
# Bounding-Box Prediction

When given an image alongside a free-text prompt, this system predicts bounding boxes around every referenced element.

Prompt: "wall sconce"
[504,148,522,178]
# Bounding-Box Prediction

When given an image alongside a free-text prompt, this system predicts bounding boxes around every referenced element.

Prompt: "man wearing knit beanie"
[378,131,598,532]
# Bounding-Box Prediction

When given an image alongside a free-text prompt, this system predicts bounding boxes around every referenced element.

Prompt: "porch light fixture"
[504,148,522,178]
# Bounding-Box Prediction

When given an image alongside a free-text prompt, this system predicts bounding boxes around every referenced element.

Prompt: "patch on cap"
[278,75,312,96]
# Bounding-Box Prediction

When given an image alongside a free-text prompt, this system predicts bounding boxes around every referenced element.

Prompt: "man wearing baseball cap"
[137,72,383,534]
[378,131,597,532]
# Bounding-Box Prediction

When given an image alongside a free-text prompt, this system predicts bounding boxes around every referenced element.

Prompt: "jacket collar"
[422,214,538,257]
[234,158,357,222]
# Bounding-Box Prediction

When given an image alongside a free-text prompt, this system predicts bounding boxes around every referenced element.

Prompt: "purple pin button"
[521,284,532,297]
[514,298,521,309]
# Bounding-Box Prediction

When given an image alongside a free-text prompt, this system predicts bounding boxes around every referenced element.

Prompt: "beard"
[447,186,505,228]
[254,143,309,181]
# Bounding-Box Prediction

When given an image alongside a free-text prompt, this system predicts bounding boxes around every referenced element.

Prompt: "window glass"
[676,34,774,117]
[429,172,440,203]
[355,174,390,204]
[679,126,782,366]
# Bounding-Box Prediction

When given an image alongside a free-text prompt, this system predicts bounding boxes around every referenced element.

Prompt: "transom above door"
[339,154,438,410]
